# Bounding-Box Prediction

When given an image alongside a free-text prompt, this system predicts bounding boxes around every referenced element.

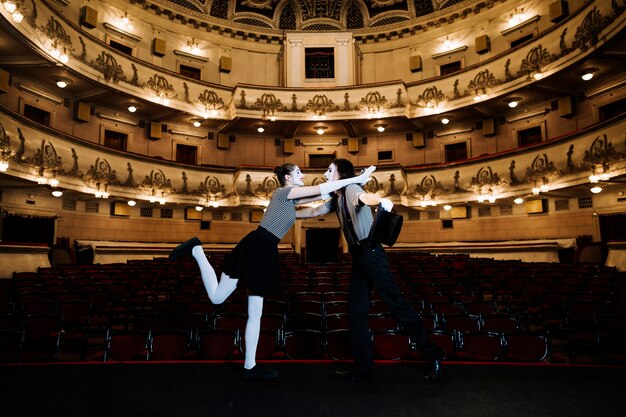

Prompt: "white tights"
[192,245,264,370]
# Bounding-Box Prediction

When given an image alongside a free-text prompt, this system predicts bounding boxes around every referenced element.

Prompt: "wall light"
[255,124,266,133]
[51,190,63,198]
[195,205,203,212]
[192,119,202,128]
[374,123,387,133]
[578,68,598,81]
[443,204,452,211]
[127,104,139,113]
[314,125,327,135]
[513,197,524,204]
[55,78,72,89]
[590,185,603,194]
[506,97,522,108]
[127,200,136,206]
[439,116,451,125]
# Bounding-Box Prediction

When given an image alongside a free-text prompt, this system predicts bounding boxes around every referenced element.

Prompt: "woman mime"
[170,162,375,379]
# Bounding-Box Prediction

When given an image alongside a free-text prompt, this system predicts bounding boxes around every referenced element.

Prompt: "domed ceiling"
[159,0,465,30]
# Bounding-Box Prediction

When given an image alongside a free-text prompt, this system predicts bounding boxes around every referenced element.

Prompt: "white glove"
[319,165,376,195]
[357,165,376,185]
[379,198,393,212]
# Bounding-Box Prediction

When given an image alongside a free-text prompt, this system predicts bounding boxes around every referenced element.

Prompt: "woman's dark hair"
[331,158,355,180]
[274,163,297,186]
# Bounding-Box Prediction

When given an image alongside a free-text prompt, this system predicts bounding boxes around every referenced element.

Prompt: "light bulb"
[3,1,16,13]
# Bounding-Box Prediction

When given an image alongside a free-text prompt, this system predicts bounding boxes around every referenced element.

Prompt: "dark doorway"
[1,214,55,246]
[599,212,626,242]
[306,228,340,263]
[309,154,335,168]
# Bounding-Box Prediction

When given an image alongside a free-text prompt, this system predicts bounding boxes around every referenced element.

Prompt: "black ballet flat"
[243,365,278,380]
[169,237,202,260]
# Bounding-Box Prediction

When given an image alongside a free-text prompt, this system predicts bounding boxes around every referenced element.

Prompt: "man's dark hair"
[332,158,355,179]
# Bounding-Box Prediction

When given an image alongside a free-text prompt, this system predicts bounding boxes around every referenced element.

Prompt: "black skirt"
[221,226,281,296]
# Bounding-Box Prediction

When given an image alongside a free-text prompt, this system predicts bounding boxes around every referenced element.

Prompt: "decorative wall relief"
[255,175,280,200]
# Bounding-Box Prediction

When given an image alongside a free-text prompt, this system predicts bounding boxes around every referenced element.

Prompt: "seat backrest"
[197,329,240,360]
[459,331,505,361]
[372,330,411,360]
[283,329,324,359]
[504,331,549,362]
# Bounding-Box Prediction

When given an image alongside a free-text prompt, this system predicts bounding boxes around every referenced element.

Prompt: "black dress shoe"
[424,352,443,382]
[243,365,278,380]
[169,237,202,260]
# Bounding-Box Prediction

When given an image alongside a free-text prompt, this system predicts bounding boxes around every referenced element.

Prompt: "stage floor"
[2,361,624,417]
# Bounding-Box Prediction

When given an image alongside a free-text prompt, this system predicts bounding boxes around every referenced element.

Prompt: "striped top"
[322,184,373,245]
[260,187,297,239]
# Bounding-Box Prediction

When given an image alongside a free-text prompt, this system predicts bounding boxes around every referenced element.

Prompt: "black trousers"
[348,242,435,373]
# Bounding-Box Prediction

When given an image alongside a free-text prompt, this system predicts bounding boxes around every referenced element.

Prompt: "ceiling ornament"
[254,93,284,120]
[519,45,554,79]
[359,90,389,117]
[363,175,387,196]
[414,86,446,113]
[305,94,338,117]
[92,52,126,83]
[145,74,177,103]
[254,175,280,200]
[40,16,73,62]
[468,166,505,196]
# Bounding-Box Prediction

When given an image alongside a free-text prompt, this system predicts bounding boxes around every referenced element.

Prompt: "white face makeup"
[288,166,305,186]
[324,163,339,182]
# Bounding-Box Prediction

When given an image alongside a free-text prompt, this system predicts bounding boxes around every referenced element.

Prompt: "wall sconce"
[438,116,451,125]
[192,118,202,128]
[187,38,201,56]
[374,123,387,133]
[127,104,139,113]
[55,78,72,89]
[578,68,598,81]
[443,204,452,211]
[51,190,63,198]
[195,205,203,211]
[127,200,136,206]
[508,8,527,26]
[506,97,522,108]
[314,125,327,135]
[513,197,524,204]
[118,13,134,31]
[2,0,24,23]
[255,124,266,133]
